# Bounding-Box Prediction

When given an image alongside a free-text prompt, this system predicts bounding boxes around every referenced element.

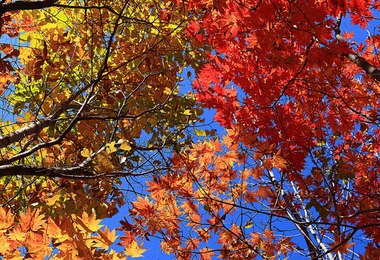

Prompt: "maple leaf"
[0,207,14,231]
[199,248,216,260]
[131,196,155,216]
[182,200,199,215]
[27,232,52,259]
[185,20,200,37]
[221,14,239,37]
[18,208,45,232]
[92,226,118,250]
[118,217,134,232]
[124,240,148,258]
[8,226,26,243]
[118,230,136,246]
[0,234,10,255]
[46,217,68,242]
[328,232,356,254]
[75,211,103,233]
[278,237,296,256]
[221,151,239,168]
[256,185,272,200]
[273,149,287,169]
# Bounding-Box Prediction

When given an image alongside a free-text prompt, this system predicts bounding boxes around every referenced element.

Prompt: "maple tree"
[124,0,380,259]
[3,0,380,259]
[0,0,207,258]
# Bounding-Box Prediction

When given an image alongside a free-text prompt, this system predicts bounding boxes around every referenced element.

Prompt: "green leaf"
[194,129,206,137]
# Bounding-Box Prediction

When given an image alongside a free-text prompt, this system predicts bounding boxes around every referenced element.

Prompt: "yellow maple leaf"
[92,226,118,250]
[106,141,117,153]
[75,211,103,233]
[124,241,148,258]
[46,194,61,206]
[120,141,132,151]
[81,148,92,158]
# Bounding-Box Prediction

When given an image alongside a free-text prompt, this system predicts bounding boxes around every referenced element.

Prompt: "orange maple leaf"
[18,208,45,232]
[118,230,136,246]
[0,207,14,231]
[93,226,118,250]
[273,153,287,170]
[75,211,103,233]
[256,185,272,200]
[199,247,216,260]
[328,232,356,254]
[0,234,10,254]
[131,196,155,216]
[124,240,148,258]
[8,226,26,243]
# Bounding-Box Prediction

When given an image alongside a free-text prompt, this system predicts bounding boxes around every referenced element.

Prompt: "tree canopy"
[0,0,206,258]
[1,0,380,259]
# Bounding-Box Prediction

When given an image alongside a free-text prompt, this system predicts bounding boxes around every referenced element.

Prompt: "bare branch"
[0,0,57,15]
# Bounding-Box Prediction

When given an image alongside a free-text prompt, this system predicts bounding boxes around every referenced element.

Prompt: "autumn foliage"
[126,0,380,259]
[1,0,380,259]
[0,0,205,258]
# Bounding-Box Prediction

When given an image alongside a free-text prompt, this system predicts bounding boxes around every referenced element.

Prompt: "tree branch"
[0,164,168,179]
[334,12,380,81]
[0,79,95,149]
[267,169,321,259]
[0,0,57,16]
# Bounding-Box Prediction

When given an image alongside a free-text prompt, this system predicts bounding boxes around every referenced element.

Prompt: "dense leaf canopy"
[0,0,380,259]
[0,0,206,258]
